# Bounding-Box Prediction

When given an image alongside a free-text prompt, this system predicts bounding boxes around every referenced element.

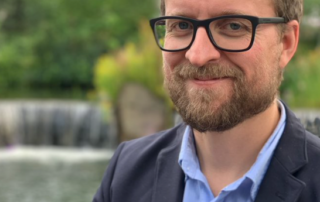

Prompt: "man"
[93,0,320,201]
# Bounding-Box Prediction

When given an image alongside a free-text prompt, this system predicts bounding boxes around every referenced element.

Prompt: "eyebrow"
[166,11,192,17]
[217,10,249,16]
[167,10,250,18]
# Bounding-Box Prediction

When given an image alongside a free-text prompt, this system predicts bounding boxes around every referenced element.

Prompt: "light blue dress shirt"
[178,101,286,202]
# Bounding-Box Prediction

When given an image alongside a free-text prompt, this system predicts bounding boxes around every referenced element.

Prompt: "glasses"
[149,15,286,52]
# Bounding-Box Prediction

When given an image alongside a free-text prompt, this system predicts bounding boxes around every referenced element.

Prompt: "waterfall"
[0,100,117,148]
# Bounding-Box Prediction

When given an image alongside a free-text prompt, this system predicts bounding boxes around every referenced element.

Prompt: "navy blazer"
[93,105,320,202]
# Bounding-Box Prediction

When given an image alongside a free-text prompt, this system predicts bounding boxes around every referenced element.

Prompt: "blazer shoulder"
[305,130,320,162]
[96,124,186,202]
[305,130,320,150]
[295,131,320,201]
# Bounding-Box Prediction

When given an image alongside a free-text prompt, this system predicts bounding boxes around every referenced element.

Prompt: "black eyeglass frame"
[149,15,287,52]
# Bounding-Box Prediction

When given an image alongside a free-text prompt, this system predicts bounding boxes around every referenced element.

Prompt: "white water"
[0,146,114,202]
[0,146,114,163]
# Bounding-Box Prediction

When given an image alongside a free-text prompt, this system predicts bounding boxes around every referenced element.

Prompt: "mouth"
[194,76,232,81]
[189,76,233,87]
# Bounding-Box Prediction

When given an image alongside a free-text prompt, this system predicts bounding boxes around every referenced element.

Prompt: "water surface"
[0,147,112,202]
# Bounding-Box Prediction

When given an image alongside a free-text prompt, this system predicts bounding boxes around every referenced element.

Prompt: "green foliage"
[304,0,320,15]
[94,21,170,106]
[300,21,320,50]
[0,0,319,105]
[280,49,320,107]
[0,0,156,98]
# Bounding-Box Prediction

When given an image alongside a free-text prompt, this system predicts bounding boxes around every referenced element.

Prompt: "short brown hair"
[160,0,303,22]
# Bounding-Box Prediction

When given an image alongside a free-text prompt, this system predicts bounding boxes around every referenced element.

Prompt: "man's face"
[163,0,285,132]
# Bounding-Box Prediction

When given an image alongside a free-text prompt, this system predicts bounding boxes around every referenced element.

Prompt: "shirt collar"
[178,126,200,179]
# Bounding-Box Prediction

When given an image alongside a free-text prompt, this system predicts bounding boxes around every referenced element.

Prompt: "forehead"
[164,0,275,18]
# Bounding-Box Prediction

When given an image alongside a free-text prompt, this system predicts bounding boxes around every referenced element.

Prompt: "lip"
[189,77,232,86]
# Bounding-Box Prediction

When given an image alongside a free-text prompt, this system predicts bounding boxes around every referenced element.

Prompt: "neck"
[193,99,281,196]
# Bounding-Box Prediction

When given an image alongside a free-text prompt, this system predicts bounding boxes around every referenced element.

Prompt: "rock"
[117,83,170,141]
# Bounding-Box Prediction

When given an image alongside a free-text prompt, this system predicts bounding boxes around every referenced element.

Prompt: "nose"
[185,27,221,67]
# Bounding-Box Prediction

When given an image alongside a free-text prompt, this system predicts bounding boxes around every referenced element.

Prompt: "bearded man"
[93,0,320,201]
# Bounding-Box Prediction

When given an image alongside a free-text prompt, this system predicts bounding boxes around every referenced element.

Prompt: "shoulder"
[284,106,320,198]
[304,130,320,164]
[93,124,186,202]
[283,104,320,159]
[296,131,320,200]
[257,105,320,201]
[109,123,186,179]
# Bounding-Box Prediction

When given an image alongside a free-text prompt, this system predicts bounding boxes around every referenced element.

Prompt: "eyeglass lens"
[154,18,253,51]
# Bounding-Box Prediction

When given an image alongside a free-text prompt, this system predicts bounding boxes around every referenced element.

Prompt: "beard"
[164,62,283,132]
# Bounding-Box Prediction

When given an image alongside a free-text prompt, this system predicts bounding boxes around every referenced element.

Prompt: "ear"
[279,20,300,69]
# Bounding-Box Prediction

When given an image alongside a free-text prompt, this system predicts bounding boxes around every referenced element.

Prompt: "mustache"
[173,62,244,80]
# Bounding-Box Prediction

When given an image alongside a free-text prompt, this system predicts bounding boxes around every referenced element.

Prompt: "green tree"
[281,48,320,107]
[0,0,157,98]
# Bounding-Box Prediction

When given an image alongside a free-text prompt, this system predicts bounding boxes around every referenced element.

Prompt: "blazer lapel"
[254,158,306,202]
[152,125,185,202]
[255,105,308,202]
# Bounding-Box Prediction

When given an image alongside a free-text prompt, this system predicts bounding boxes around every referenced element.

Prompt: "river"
[0,147,113,202]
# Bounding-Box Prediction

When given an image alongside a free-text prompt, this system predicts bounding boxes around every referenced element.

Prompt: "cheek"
[162,51,185,71]
[162,65,171,81]
[238,48,280,88]
[226,50,263,81]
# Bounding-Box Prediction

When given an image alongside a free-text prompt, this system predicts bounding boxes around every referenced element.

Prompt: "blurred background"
[0,0,319,201]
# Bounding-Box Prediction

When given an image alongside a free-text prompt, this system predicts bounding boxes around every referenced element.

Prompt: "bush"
[0,0,156,98]
[94,21,169,106]
[280,48,320,108]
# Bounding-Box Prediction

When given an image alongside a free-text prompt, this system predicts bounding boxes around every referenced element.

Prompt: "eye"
[178,22,191,30]
[212,18,252,37]
[222,22,246,31]
[229,23,241,30]
[167,20,193,31]
[166,19,193,37]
